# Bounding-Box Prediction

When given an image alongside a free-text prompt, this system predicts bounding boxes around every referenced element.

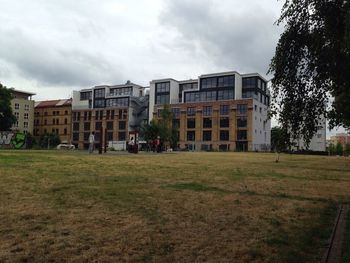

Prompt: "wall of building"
[34,105,72,142]
[11,98,35,134]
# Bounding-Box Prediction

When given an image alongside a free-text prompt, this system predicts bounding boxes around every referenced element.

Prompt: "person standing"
[89,131,95,154]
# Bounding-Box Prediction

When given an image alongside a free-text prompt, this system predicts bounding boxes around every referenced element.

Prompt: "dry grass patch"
[0,150,349,262]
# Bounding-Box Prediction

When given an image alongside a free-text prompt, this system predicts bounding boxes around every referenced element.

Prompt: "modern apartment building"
[34,99,72,142]
[149,71,271,151]
[71,81,148,149]
[10,89,35,134]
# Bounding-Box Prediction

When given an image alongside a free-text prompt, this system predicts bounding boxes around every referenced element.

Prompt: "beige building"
[149,71,271,151]
[34,99,72,143]
[10,89,36,134]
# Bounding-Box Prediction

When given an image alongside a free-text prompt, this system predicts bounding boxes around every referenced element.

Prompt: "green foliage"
[344,142,350,156]
[336,141,344,156]
[328,143,336,155]
[141,104,179,149]
[269,1,350,147]
[25,132,36,149]
[0,83,16,131]
[39,133,61,149]
[271,126,289,152]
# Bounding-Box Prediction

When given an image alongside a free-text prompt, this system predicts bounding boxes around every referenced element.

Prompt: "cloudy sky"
[0,0,284,98]
[0,0,345,135]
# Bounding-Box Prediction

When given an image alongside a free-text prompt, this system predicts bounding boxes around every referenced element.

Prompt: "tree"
[344,142,350,156]
[39,133,61,149]
[271,126,288,152]
[141,105,179,149]
[328,143,336,156]
[269,1,350,147]
[0,83,16,131]
[335,141,344,156]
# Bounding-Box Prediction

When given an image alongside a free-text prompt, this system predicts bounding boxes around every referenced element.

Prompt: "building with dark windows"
[34,99,72,142]
[71,81,148,149]
[149,71,271,151]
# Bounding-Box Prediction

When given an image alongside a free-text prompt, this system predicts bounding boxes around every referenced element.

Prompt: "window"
[242,77,257,89]
[73,122,79,131]
[25,104,29,111]
[56,111,60,115]
[172,119,180,129]
[185,92,200,102]
[119,121,126,130]
[111,110,115,119]
[84,132,90,141]
[107,121,114,130]
[237,104,248,115]
[203,106,212,117]
[187,107,196,116]
[187,118,196,129]
[155,94,170,105]
[259,107,262,113]
[218,89,234,100]
[94,88,105,98]
[107,132,113,141]
[23,122,28,129]
[203,118,212,128]
[237,130,247,140]
[15,103,19,110]
[155,82,170,93]
[171,108,180,118]
[218,76,234,87]
[220,105,229,115]
[84,122,90,131]
[84,112,88,121]
[237,117,247,128]
[220,117,229,128]
[80,91,92,100]
[187,131,195,141]
[73,133,79,141]
[106,98,129,107]
[106,110,110,120]
[220,130,229,141]
[44,119,47,125]
[201,77,217,89]
[65,110,68,115]
[99,110,103,120]
[52,119,56,125]
[255,105,257,111]
[203,91,216,101]
[94,99,105,108]
[64,128,67,135]
[203,131,212,141]
[109,87,133,96]
[56,119,59,125]
[95,122,102,131]
[14,112,19,119]
[64,118,68,124]
[118,132,126,140]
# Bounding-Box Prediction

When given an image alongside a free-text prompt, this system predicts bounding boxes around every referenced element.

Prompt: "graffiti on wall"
[0,132,26,149]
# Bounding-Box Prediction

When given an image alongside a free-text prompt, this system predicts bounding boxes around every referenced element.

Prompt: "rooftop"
[35,99,72,108]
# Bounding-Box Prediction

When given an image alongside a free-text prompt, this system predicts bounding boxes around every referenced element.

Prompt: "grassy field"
[0,150,349,262]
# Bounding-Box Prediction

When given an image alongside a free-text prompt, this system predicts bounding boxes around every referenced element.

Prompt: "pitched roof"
[35,99,72,108]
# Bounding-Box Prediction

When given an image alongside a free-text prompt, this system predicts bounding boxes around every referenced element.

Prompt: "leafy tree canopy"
[269,0,350,146]
[0,83,16,131]
[141,105,179,149]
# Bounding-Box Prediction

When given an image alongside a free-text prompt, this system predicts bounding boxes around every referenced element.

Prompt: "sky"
[0,0,346,136]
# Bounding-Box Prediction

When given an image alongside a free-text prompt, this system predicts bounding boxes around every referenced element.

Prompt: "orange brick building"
[34,99,72,142]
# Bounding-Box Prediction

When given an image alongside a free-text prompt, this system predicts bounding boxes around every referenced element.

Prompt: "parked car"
[57,143,75,150]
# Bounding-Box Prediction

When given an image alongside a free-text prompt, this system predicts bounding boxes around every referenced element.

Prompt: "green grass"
[0,150,349,262]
